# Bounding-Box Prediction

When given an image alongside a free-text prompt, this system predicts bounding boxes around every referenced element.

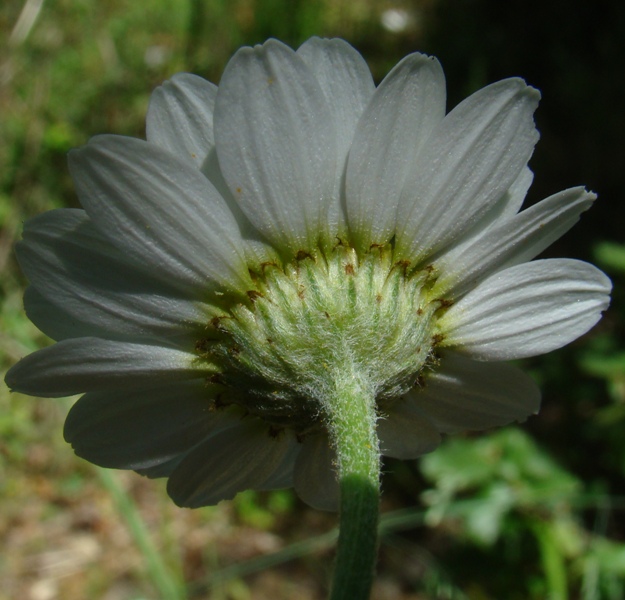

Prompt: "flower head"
[5,38,611,511]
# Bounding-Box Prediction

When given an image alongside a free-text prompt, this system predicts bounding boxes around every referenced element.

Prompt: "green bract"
[198,243,445,434]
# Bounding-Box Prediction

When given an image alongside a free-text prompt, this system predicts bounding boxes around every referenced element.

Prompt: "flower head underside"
[5,37,611,511]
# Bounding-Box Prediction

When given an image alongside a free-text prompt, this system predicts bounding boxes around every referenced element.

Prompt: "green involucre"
[195,242,448,435]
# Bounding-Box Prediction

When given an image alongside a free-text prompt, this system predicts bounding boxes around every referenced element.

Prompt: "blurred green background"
[1,0,624,598]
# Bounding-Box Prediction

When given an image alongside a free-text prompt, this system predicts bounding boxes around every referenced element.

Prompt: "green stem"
[324,368,381,600]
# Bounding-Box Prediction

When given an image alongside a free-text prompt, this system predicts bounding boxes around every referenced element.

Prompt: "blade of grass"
[9,0,46,46]
[531,520,569,600]
[198,506,427,592]
[96,467,186,600]
[203,525,338,590]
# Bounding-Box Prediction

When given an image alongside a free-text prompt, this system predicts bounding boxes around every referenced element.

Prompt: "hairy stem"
[324,367,381,600]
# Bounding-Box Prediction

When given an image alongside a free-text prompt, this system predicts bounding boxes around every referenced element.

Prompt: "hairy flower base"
[196,242,448,435]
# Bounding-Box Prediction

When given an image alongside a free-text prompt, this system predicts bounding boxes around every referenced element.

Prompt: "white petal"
[409,351,541,433]
[346,53,446,250]
[69,135,252,294]
[5,338,208,397]
[23,288,88,341]
[439,259,612,360]
[378,399,441,459]
[419,167,534,269]
[146,73,218,167]
[498,166,534,218]
[297,37,375,234]
[296,38,374,145]
[243,238,284,270]
[64,381,237,470]
[293,433,339,511]
[167,419,296,507]
[214,39,337,252]
[432,187,597,299]
[257,436,300,491]
[396,79,540,263]
[199,146,264,237]
[136,454,185,479]
[23,287,199,349]
[17,209,206,343]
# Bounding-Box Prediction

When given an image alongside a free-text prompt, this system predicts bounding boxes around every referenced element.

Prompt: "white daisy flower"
[5,38,611,513]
